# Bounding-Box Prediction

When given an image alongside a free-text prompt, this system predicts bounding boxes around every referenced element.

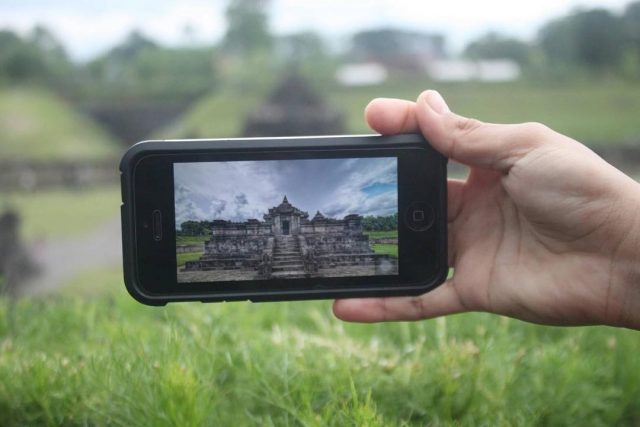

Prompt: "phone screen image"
[174,157,399,283]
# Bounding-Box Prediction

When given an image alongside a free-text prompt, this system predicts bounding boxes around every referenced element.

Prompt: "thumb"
[416,90,549,172]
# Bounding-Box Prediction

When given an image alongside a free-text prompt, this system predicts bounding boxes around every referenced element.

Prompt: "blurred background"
[1,1,640,425]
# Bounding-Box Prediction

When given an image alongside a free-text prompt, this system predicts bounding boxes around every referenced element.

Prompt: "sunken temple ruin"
[180,196,396,282]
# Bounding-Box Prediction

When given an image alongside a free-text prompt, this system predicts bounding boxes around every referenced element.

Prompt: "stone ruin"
[243,72,344,137]
[0,208,39,295]
[181,196,396,281]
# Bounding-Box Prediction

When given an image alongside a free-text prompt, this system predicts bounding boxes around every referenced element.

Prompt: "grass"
[0,86,121,161]
[0,266,639,426]
[2,186,120,240]
[176,251,204,268]
[163,78,640,146]
[176,235,209,245]
[372,244,398,258]
[365,230,398,239]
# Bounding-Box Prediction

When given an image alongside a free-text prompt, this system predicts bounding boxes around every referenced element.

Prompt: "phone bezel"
[121,135,447,304]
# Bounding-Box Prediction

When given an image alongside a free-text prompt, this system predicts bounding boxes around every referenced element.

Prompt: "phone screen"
[173,157,399,283]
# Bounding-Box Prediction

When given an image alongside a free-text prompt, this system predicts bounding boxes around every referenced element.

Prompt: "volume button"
[152,210,162,241]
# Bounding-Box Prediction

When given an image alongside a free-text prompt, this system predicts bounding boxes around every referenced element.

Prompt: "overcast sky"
[174,157,398,228]
[0,0,631,61]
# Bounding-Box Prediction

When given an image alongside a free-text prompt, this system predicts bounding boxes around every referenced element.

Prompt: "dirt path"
[21,215,122,295]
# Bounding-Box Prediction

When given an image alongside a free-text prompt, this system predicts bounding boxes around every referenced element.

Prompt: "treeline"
[465,3,640,77]
[179,220,213,236]
[2,0,639,103]
[362,213,398,232]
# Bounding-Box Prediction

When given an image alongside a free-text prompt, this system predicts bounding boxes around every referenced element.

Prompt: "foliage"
[362,214,398,232]
[464,32,532,65]
[0,267,639,425]
[178,221,212,236]
[538,8,625,72]
[352,29,445,60]
[223,0,272,56]
[0,27,74,89]
[84,31,216,102]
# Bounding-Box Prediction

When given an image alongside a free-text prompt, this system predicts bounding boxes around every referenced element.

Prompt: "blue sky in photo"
[174,157,397,228]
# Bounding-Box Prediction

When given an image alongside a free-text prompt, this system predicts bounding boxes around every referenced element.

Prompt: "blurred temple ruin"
[243,73,344,137]
[0,209,39,296]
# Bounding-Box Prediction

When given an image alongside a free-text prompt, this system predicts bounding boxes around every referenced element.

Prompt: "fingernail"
[423,90,450,114]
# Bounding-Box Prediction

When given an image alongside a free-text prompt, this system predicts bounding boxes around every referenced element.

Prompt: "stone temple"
[180,196,397,282]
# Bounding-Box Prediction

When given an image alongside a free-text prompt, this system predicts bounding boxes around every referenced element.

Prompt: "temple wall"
[204,235,271,257]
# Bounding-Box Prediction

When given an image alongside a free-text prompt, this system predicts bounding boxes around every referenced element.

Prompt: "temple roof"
[266,196,308,217]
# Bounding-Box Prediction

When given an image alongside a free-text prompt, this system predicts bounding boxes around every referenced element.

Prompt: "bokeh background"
[1,1,639,425]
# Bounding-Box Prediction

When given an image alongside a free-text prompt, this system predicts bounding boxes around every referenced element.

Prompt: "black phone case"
[120,134,448,305]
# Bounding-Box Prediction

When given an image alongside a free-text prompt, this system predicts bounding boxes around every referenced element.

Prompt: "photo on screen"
[174,157,398,283]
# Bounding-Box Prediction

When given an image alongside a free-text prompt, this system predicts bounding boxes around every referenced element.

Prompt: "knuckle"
[449,116,484,158]
[455,116,483,135]
[518,122,551,144]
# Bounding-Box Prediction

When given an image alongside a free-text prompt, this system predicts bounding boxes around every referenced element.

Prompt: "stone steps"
[272,259,304,266]
[270,235,306,277]
[272,265,304,272]
[271,270,307,278]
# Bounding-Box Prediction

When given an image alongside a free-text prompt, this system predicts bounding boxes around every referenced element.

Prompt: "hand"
[333,90,640,329]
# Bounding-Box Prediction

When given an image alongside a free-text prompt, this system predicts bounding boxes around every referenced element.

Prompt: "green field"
[0,87,121,161]
[0,266,639,426]
[176,251,204,268]
[176,235,210,246]
[372,243,398,258]
[365,230,398,239]
[162,79,640,146]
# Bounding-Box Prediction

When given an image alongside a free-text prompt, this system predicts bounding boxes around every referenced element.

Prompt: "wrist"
[608,180,640,330]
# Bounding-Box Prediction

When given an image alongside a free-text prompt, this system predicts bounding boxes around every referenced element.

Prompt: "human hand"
[333,90,640,329]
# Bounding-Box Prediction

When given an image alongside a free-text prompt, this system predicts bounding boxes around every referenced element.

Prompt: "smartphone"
[120,134,447,305]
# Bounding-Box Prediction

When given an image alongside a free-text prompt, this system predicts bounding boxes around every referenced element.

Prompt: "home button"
[405,202,434,232]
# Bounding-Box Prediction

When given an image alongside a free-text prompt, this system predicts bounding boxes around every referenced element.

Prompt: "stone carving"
[181,196,397,281]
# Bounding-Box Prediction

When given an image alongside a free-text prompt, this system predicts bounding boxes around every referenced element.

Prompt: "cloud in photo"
[174,157,397,229]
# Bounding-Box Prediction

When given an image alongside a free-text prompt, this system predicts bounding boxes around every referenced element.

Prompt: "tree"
[0,28,73,85]
[352,28,445,61]
[277,31,326,62]
[464,32,531,65]
[222,0,272,55]
[539,8,624,71]
[623,1,640,54]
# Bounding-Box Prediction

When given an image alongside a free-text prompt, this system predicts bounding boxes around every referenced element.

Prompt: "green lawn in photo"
[364,230,398,239]
[176,235,210,246]
[372,243,398,258]
[1,266,639,426]
[176,251,204,268]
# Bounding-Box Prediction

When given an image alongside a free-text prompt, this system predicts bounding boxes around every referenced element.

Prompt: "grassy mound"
[164,79,640,146]
[0,86,121,161]
[3,185,120,240]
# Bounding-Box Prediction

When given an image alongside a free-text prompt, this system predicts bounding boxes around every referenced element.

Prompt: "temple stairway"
[271,235,307,278]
